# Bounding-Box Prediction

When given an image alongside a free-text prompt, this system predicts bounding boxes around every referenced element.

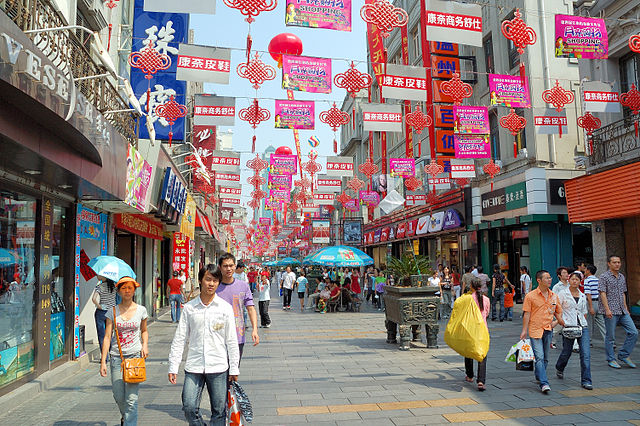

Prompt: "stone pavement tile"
[277,405,329,415]
[459,403,514,413]
[336,419,395,426]
[359,408,414,419]
[629,420,640,425]
[590,401,640,411]
[325,391,369,399]
[493,407,549,418]
[275,392,322,400]
[596,393,640,402]
[408,406,464,416]
[427,397,478,407]
[542,402,598,415]
[480,419,543,426]
[349,395,398,404]
[253,414,308,424]
[303,398,351,406]
[503,399,559,410]
[582,410,640,422]
[444,411,501,422]
[390,416,434,426]
[531,413,594,425]
[305,411,362,422]
[287,422,338,426]
[377,400,429,410]
[328,402,380,413]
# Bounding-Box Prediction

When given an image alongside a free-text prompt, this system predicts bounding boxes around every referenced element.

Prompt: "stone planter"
[383,284,440,350]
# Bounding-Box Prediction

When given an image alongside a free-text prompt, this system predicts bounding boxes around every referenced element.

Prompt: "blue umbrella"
[263,261,277,266]
[305,245,374,267]
[0,248,17,266]
[277,257,301,266]
[87,256,136,281]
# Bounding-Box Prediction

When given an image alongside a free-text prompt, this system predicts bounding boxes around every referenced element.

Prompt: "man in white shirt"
[551,267,570,348]
[233,262,248,282]
[281,266,296,310]
[168,265,239,426]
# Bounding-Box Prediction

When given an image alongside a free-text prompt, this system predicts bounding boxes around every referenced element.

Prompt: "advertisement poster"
[344,198,359,212]
[488,74,531,108]
[270,154,298,175]
[389,158,415,178]
[285,0,351,32]
[172,232,190,273]
[269,189,290,202]
[454,106,489,134]
[282,55,331,93]
[268,173,292,190]
[124,145,152,212]
[50,311,65,361]
[454,134,491,158]
[274,100,315,130]
[359,190,380,207]
[312,220,331,244]
[555,15,608,59]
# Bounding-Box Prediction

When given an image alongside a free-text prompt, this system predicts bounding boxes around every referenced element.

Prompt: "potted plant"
[387,252,433,286]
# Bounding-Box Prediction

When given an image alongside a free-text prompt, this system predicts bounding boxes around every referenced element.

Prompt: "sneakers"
[619,357,637,368]
[582,383,593,390]
[541,384,551,394]
[265,323,271,328]
[550,343,558,349]
[556,370,564,379]
[608,360,621,369]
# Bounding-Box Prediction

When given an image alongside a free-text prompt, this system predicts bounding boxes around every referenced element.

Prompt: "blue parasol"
[304,245,374,267]
[276,257,301,266]
[87,256,136,281]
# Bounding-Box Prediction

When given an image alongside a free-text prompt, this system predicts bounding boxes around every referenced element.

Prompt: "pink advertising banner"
[555,15,608,59]
[285,0,351,32]
[454,106,489,134]
[269,189,290,202]
[265,199,284,211]
[454,134,491,158]
[268,173,293,190]
[488,74,531,108]
[389,158,415,178]
[270,154,298,175]
[275,100,315,130]
[344,198,359,212]
[359,190,380,207]
[282,55,332,94]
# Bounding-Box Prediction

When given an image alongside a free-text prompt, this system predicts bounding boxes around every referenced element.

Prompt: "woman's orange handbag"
[113,307,146,383]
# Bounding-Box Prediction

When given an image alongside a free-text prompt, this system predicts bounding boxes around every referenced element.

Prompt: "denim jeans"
[530,329,553,387]
[110,353,140,425]
[556,327,592,385]
[258,300,270,326]
[95,309,107,352]
[441,291,452,319]
[283,288,292,307]
[504,307,513,320]
[169,294,183,322]
[604,313,639,362]
[587,300,607,342]
[491,291,505,320]
[182,370,228,426]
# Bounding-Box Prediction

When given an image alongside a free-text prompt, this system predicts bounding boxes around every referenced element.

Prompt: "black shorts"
[298,292,305,299]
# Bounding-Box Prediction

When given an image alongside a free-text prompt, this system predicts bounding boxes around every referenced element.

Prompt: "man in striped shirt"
[583,265,606,344]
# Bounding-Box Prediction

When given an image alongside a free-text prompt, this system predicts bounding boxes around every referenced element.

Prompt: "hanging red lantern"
[405,105,432,134]
[268,33,303,68]
[128,40,171,112]
[499,108,527,158]
[239,99,271,128]
[359,0,408,38]
[424,160,444,193]
[629,34,640,53]
[439,73,473,105]
[334,62,373,98]
[333,139,338,154]
[483,159,501,191]
[577,112,602,155]
[620,84,640,137]
[541,80,574,138]
[237,52,276,90]
[154,95,187,146]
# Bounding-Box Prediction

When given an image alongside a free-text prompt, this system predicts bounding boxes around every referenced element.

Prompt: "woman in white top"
[520,266,531,297]
[555,272,592,390]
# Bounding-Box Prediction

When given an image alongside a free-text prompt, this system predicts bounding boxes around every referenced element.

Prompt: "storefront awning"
[195,211,214,238]
[565,162,640,223]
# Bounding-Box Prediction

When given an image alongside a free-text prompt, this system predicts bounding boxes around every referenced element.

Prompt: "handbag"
[562,325,583,339]
[113,307,147,383]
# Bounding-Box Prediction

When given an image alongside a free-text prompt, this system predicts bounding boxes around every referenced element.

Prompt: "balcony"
[589,116,640,172]
[1,0,137,144]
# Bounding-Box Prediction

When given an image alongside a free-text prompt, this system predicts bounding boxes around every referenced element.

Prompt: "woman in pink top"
[464,278,490,391]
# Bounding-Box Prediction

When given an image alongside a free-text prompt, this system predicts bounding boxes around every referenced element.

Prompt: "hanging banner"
[124,145,153,212]
[179,194,196,239]
[534,109,569,135]
[489,74,531,108]
[365,0,385,79]
[359,190,380,207]
[177,44,230,84]
[555,15,608,59]
[362,103,403,132]
[219,207,233,225]
[450,158,476,178]
[326,156,354,177]
[215,172,241,184]
[314,193,336,205]
[425,0,483,47]
[210,150,241,172]
[405,190,427,206]
[194,95,235,126]
[380,64,428,101]
[400,24,414,158]
[144,0,214,14]
[285,0,351,32]
[427,174,451,191]
[454,134,491,158]
[344,198,359,212]
[454,106,489,134]
[274,100,315,129]
[583,81,621,113]
[172,232,190,273]
[270,154,298,175]
[269,189,290,202]
[282,55,332,93]
[389,158,415,178]
[220,197,241,207]
[218,186,242,199]
[316,175,342,193]
[268,174,293,190]
[312,219,331,244]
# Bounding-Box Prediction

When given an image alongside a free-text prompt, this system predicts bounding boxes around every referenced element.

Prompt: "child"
[258,274,271,328]
[375,271,386,310]
[503,282,516,321]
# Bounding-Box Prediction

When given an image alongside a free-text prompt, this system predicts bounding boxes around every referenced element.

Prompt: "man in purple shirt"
[216,253,259,360]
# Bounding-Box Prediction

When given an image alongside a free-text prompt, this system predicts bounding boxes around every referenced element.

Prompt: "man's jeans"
[530,329,553,387]
[604,313,639,362]
[491,291,505,320]
[587,300,607,342]
[169,294,183,322]
[95,309,107,352]
[110,353,140,426]
[182,370,228,426]
[556,327,592,385]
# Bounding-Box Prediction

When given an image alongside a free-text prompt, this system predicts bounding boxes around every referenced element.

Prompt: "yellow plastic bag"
[444,294,490,362]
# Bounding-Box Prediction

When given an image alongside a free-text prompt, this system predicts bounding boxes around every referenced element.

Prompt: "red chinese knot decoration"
[347,176,365,193]
[404,176,422,192]
[222,0,276,23]
[154,95,187,146]
[426,191,439,206]
[439,73,473,105]
[501,9,536,55]
[500,108,527,158]
[405,105,432,134]
[336,192,351,206]
[302,151,323,190]
[629,34,640,53]
[453,178,470,188]
[237,52,276,90]
[541,80,574,138]
[620,84,640,137]
[424,160,444,193]
[358,158,379,181]
[577,112,602,155]
[294,177,312,191]
[239,99,271,128]
[320,102,350,131]
[483,159,501,191]
[334,62,373,98]
[246,153,269,173]
[359,0,408,38]
[128,40,171,111]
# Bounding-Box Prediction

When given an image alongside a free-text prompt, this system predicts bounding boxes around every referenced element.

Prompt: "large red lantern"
[275,146,293,155]
[268,33,303,68]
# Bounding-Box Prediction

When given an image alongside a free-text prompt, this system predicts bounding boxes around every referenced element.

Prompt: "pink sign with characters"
[275,100,315,130]
[454,134,491,158]
[389,158,415,178]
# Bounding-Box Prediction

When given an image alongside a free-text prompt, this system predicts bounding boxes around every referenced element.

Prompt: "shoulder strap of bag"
[113,306,124,361]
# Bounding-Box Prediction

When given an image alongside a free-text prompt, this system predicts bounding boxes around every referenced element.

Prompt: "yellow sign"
[413,240,420,256]
[180,193,196,239]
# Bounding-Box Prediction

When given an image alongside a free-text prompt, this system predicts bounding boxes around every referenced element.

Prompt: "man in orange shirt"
[167,271,185,323]
[520,270,565,394]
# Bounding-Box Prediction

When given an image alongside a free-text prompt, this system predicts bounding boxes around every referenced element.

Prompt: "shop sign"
[362,103,403,132]
[270,154,298,175]
[555,14,608,59]
[158,167,187,222]
[374,228,381,243]
[450,158,476,178]
[278,246,287,256]
[316,175,342,193]
[219,186,242,198]
[406,219,418,237]
[38,197,54,365]
[425,0,483,47]
[406,191,426,206]
[194,95,236,126]
[326,156,354,177]
[268,174,293,190]
[427,174,451,191]
[380,64,428,101]
[172,232,190,273]
[454,134,491,158]
[434,105,455,128]
[534,109,568,136]
[428,211,445,233]
[481,182,527,216]
[442,209,463,230]
[282,55,332,94]
[380,227,390,242]
[396,222,406,238]
[314,193,336,205]
[416,215,430,236]
[219,207,233,224]
[431,54,460,78]
[312,219,330,244]
[180,193,196,239]
[389,158,415,178]
[388,225,396,240]
[344,198,359,212]
[115,213,163,240]
[177,44,230,84]
[215,172,241,184]
[274,100,315,130]
[488,74,531,108]
[549,179,567,205]
[210,150,241,172]
[582,81,620,113]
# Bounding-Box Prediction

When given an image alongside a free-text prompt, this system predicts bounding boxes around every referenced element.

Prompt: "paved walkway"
[2,291,640,425]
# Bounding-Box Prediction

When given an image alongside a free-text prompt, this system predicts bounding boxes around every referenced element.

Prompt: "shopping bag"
[227,384,248,426]
[444,294,490,362]
[517,339,534,362]
[505,342,519,363]
[231,382,253,423]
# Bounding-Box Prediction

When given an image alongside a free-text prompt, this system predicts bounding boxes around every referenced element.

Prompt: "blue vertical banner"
[132,0,189,141]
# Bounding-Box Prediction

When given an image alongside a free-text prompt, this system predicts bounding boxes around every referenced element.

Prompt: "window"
[483,35,494,83]
[489,111,500,159]
[412,28,420,61]
[75,10,91,46]
[514,108,527,154]
[504,11,520,70]
[620,54,639,119]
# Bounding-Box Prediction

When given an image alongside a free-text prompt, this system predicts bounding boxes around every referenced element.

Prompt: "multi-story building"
[565,0,640,315]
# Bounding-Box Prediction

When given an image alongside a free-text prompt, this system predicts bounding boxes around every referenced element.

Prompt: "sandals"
[477,383,486,391]
[465,376,474,383]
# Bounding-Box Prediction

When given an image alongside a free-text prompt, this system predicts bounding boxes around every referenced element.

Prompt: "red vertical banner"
[172,232,190,274]
[400,24,414,158]
[419,0,437,160]
[192,125,216,198]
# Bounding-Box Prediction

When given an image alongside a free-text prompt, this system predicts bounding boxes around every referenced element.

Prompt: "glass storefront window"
[0,192,36,388]
[50,205,67,362]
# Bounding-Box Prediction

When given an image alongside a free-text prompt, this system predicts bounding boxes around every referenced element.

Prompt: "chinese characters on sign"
[274,100,315,129]
[285,0,352,32]
[555,15,608,59]
[424,0,483,47]
[172,232,190,273]
[489,74,531,108]
[176,44,230,84]
[326,156,354,177]
[282,55,332,93]
[193,95,236,126]
[481,182,527,216]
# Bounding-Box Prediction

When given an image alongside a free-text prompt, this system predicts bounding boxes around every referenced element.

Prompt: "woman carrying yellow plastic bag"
[444,278,490,391]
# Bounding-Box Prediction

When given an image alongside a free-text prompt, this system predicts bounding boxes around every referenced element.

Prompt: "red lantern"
[577,112,602,155]
[268,33,303,68]
[499,108,527,158]
[275,146,293,155]
[541,80,574,138]
[483,159,501,191]
[439,73,473,105]
[154,95,187,146]
[621,84,640,137]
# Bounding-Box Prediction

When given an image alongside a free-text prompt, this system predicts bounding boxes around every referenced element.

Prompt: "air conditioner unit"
[79,0,108,31]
